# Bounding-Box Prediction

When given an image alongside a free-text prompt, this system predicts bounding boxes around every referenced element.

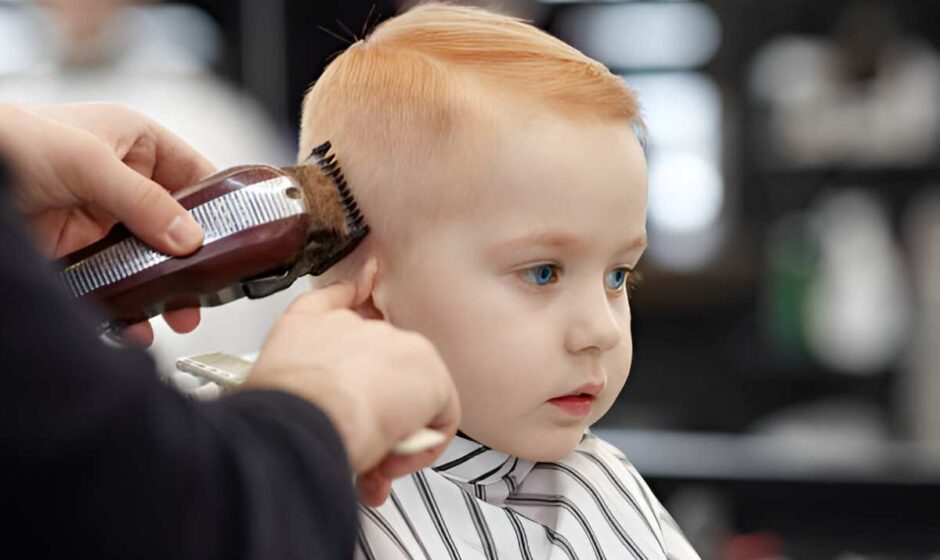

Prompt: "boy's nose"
[563,288,625,355]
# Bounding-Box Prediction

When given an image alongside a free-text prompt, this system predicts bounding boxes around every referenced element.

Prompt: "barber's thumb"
[97,158,204,255]
[287,282,357,315]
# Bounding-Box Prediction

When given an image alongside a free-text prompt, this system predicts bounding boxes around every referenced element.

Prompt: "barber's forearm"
[207,391,358,558]
[0,182,355,558]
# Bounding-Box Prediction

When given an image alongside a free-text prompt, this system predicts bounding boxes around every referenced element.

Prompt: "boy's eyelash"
[626,270,642,296]
[627,270,643,291]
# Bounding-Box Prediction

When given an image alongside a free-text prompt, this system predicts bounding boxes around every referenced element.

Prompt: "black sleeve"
[0,162,357,559]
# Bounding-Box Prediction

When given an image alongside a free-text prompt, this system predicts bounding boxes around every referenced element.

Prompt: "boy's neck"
[455,429,481,444]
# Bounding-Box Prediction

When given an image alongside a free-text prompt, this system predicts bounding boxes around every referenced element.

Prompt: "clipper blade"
[282,141,370,276]
[308,141,367,235]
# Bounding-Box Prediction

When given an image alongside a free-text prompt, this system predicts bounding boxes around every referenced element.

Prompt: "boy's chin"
[495,428,585,462]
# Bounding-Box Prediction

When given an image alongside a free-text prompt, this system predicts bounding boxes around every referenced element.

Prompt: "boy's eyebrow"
[620,234,648,254]
[491,231,648,255]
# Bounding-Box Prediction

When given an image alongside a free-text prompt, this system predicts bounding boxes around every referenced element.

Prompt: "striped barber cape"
[355,432,700,560]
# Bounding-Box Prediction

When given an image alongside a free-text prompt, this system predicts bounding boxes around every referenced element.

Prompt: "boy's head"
[300,3,647,461]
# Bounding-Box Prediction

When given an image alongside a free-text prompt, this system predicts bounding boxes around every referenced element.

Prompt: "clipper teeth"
[308,140,369,235]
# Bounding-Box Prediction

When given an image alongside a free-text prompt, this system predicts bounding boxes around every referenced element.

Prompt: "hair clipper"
[56,141,369,336]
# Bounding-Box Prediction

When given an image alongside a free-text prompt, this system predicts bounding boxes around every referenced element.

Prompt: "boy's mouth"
[547,394,596,416]
[547,382,603,417]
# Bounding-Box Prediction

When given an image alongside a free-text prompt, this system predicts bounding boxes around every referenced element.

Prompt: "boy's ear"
[352,257,388,320]
[354,293,385,320]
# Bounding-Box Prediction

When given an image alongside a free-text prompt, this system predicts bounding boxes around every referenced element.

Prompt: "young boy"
[300,4,700,558]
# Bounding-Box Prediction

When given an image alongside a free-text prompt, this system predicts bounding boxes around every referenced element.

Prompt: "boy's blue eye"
[604,268,630,292]
[521,264,559,286]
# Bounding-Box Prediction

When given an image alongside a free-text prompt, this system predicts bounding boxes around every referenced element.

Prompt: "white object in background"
[749,35,940,167]
[625,73,727,272]
[901,190,940,445]
[175,352,447,456]
[556,2,721,71]
[648,150,724,234]
[804,190,912,374]
[176,352,253,388]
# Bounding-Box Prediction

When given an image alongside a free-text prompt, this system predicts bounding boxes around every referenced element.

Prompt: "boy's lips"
[547,382,604,417]
[554,382,604,399]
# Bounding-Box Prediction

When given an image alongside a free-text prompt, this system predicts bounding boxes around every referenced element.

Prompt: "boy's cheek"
[593,352,633,420]
[590,391,622,426]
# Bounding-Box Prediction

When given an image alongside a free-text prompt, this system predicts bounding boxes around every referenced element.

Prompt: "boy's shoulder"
[566,432,669,524]
[555,431,664,510]
[363,431,702,560]
[572,431,701,560]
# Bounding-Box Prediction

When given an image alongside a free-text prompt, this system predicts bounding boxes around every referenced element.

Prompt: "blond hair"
[299,2,641,248]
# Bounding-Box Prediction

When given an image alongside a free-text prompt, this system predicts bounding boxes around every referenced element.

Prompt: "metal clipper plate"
[60,176,304,298]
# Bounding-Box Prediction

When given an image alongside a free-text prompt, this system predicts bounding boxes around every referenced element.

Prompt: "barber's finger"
[353,437,450,502]
[374,442,449,481]
[147,121,216,191]
[356,470,392,507]
[434,395,461,433]
[428,384,461,446]
[163,308,201,334]
[120,309,198,348]
[285,283,357,316]
[123,322,155,347]
[83,146,204,255]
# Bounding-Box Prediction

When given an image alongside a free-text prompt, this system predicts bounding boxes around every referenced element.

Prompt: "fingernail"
[164,215,203,252]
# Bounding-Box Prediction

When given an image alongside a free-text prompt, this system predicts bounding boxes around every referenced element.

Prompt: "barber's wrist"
[240,369,371,473]
[0,102,27,160]
[225,389,350,449]
[303,382,373,474]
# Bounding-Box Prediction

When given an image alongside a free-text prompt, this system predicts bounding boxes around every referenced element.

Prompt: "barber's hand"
[243,283,461,507]
[0,102,216,345]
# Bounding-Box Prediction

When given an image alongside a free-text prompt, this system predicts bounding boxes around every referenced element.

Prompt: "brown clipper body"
[57,142,368,334]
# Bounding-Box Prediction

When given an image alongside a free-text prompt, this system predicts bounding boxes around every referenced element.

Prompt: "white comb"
[176,352,446,456]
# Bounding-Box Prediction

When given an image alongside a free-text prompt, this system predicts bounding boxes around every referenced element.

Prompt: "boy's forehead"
[464,110,645,201]
[488,229,648,255]
[435,111,648,250]
[359,92,646,247]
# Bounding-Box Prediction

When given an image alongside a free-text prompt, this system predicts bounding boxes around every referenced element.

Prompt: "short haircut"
[299,2,642,244]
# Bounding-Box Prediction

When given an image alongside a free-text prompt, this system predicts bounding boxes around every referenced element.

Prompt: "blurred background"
[1,0,938,557]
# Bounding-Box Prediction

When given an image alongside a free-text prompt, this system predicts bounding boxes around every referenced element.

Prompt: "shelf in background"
[759,166,940,187]
[594,428,940,485]
[753,166,940,217]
